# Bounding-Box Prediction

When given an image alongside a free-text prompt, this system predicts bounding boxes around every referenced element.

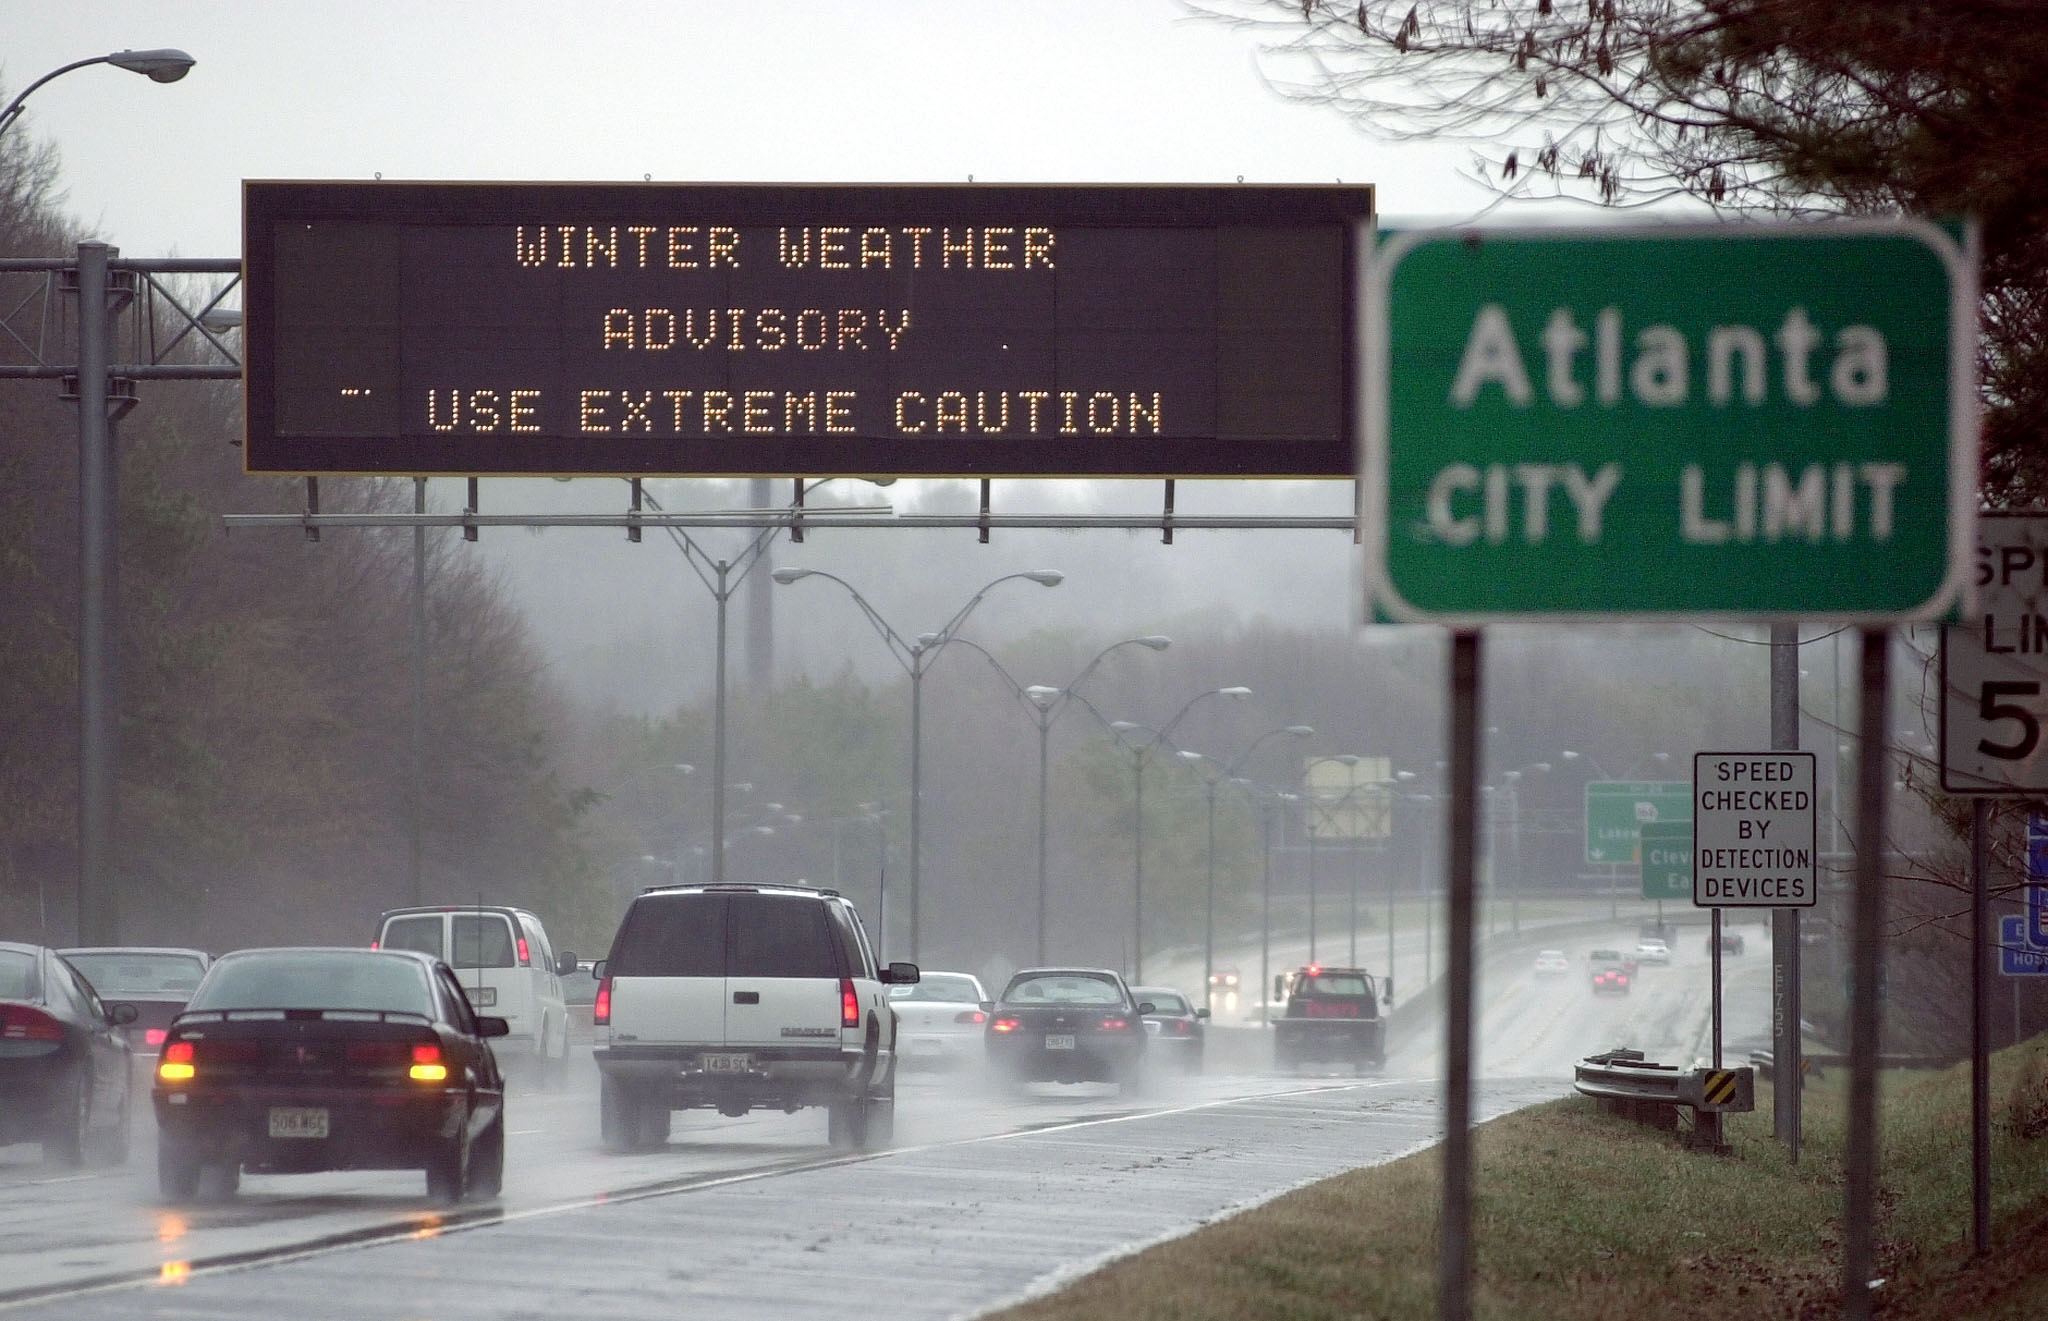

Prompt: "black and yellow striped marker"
[1703,1070,1740,1107]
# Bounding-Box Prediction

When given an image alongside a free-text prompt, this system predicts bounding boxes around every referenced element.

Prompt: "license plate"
[1045,1034,1076,1051]
[700,1052,752,1074]
[466,986,497,1007]
[268,1107,329,1139]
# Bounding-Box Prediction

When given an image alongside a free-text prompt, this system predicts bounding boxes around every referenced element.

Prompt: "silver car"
[887,971,989,1067]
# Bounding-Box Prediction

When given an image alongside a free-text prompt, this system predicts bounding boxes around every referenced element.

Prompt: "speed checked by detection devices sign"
[1693,752,1818,907]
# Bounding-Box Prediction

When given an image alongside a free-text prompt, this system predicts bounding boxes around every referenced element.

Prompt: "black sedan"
[984,968,1151,1092]
[1131,986,1207,1073]
[153,947,509,1203]
[0,941,135,1165]
[60,946,211,1058]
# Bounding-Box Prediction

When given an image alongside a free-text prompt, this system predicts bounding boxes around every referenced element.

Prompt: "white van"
[374,906,576,1082]
[592,883,917,1150]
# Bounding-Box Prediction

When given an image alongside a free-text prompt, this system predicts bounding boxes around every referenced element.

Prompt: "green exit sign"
[1640,820,1693,901]
[1364,222,1974,623]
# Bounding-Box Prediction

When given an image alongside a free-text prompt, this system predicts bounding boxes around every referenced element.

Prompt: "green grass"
[993,1039,2048,1320]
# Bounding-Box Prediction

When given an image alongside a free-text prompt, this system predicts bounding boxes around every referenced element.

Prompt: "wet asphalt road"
[0,920,1757,1319]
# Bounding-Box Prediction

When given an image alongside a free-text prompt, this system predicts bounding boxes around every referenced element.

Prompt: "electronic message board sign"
[242,182,1372,478]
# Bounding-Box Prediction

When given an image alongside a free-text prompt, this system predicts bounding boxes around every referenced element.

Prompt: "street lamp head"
[915,631,941,647]
[1652,751,1671,762]
[1109,720,1142,733]
[770,567,813,585]
[108,49,196,82]
[1218,686,1252,698]
[1177,749,1205,764]
[1503,770,1521,782]
[1135,635,1172,650]
[1561,749,1581,760]
[1395,770,1417,781]
[1025,684,1061,708]
[670,763,695,774]
[1022,570,1064,587]
[1284,725,1315,737]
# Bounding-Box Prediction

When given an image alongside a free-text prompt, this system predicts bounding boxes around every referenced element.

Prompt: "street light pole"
[1180,723,1314,999]
[773,568,1064,959]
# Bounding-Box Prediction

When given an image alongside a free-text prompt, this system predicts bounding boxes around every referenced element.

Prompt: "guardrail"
[1574,1048,1754,1152]
[1752,1047,1955,1082]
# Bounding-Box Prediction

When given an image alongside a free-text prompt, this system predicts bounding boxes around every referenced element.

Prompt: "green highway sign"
[1365,222,1975,623]
[1640,820,1693,901]
[1585,780,1692,866]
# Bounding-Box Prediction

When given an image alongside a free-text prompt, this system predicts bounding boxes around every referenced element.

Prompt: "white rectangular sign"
[1693,752,1818,908]
[1942,512,2048,794]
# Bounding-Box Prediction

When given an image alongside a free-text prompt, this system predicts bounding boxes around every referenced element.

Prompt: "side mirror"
[109,1003,139,1026]
[590,959,607,981]
[880,961,921,985]
[476,1016,512,1039]
[1273,975,1286,1001]
[1137,1001,1157,1016]
[1194,1007,1211,1019]
[1382,978,1394,1004]
[978,1000,995,1013]
[555,951,578,977]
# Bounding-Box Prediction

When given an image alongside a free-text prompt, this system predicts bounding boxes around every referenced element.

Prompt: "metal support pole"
[1770,621,1803,1161]
[1843,629,1891,1321]
[1132,752,1146,982]
[1386,844,1396,998]
[711,561,729,885]
[1203,782,1217,999]
[1712,908,1724,1068]
[1260,801,1273,1028]
[1307,829,1319,961]
[409,477,426,906]
[909,650,924,961]
[1971,797,1991,1254]
[1441,630,1482,1321]
[1036,718,1050,964]
[75,241,118,944]
[1348,842,1359,964]
[1509,787,1523,935]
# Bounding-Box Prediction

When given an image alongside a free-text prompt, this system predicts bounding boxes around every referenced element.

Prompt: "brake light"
[144,1028,167,1047]
[158,1040,196,1081]
[1173,1019,1191,1036]
[0,1005,64,1041]
[408,1042,448,1083]
[840,977,860,1029]
[593,977,611,1026]
[1307,964,1322,976]
[369,940,380,950]
[1099,1017,1129,1031]
[516,936,530,966]
[990,1017,1021,1033]
[955,1010,987,1025]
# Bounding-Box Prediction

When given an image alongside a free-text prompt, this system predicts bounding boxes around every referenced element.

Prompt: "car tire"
[471,1114,505,1198]
[634,1097,671,1150]
[425,1134,469,1203]
[157,1140,201,1202]
[44,1073,89,1168]
[600,1076,635,1153]
[92,1081,131,1166]
[202,1161,241,1201]
[827,1097,870,1149]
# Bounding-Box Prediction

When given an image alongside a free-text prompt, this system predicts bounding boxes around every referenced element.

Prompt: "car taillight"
[1099,1017,1129,1031]
[516,936,530,966]
[158,1039,196,1081]
[1173,1019,1192,1035]
[990,1016,1021,1033]
[0,1005,64,1041]
[840,977,860,1029]
[369,940,380,950]
[144,1027,167,1047]
[955,1010,987,1025]
[408,1042,448,1083]
[593,977,611,1026]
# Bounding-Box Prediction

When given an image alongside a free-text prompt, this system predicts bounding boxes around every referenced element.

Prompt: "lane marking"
[0,1077,1409,1313]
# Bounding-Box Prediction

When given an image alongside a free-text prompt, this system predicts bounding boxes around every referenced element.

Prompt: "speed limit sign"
[1943,513,2048,794]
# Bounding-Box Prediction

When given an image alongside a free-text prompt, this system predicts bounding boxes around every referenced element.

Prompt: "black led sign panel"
[242,181,1372,478]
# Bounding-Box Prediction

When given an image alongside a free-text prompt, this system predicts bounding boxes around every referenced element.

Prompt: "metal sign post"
[1440,632,1481,1321]
[1770,622,1803,1162]
[1844,634,1892,1321]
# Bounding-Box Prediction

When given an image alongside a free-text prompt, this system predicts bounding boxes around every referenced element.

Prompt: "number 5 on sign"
[1942,514,2048,794]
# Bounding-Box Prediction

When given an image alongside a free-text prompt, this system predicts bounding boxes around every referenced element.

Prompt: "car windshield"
[1002,973,1124,1006]
[1302,974,1370,996]
[888,973,981,1003]
[0,950,37,1000]
[188,952,434,1017]
[63,952,206,996]
[1140,991,1190,1014]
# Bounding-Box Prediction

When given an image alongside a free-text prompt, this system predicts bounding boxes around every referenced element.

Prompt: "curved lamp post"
[0,50,196,138]
[944,635,1170,964]
[1069,683,1252,981]
[772,567,1063,958]
[1179,724,1314,1000]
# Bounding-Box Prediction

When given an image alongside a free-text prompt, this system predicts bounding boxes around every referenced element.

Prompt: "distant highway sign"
[1639,820,1692,901]
[1584,780,1691,865]
[2001,916,2048,977]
